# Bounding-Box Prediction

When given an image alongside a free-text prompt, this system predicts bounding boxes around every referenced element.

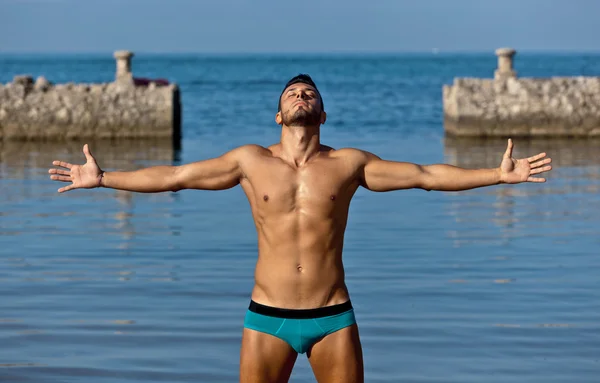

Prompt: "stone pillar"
[114,50,134,83]
[494,48,517,80]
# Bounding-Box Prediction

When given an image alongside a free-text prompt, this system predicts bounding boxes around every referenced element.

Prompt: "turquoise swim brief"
[243,300,356,354]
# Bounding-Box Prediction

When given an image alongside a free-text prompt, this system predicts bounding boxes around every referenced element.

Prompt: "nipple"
[330,195,336,201]
[263,195,269,202]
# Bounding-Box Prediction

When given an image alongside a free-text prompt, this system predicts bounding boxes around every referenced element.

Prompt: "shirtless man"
[49,74,552,383]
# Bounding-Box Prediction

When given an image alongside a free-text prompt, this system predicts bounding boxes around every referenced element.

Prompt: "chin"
[284,111,320,126]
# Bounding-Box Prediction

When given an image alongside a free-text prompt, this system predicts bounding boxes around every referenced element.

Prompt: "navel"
[263,195,269,202]
[296,264,303,272]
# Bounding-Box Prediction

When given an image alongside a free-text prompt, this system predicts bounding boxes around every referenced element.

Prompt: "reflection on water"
[444,136,600,168]
[443,136,600,200]
[441,137,600,254]
[0,139,179,179]
[0,139,183,257]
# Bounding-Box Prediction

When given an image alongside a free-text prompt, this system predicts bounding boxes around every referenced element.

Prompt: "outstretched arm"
[361,139,552,192]
[49,144,245,193]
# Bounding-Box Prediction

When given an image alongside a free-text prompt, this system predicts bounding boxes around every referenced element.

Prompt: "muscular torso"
[238,144,364,309]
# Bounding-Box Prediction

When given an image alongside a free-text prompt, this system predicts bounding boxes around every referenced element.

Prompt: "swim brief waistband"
[248,300,353,319]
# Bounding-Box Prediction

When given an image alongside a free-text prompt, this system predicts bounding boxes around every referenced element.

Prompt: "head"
[276,74,326,128]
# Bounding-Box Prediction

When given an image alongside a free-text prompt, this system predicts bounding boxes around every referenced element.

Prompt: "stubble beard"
[282,107,321,127]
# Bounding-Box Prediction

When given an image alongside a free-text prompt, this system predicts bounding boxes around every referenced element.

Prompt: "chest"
[242,158,358,212]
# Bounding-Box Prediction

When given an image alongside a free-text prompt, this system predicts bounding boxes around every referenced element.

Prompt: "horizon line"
[2,48,600,56]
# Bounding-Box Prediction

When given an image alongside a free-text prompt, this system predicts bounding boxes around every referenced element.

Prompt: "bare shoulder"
[229,144,273,161]
[329,147,381,164]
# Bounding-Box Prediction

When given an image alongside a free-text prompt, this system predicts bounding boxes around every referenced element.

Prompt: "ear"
[320,111,327,124]
[275,111,283,125]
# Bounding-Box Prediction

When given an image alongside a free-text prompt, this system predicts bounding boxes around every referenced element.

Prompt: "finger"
[58,185,75,193]
[503,138,513,158]
[83,144,94,162]
[527,176,546,183]
[527,152,547,163]
[48,169,70,176]
[50,175,72,182]
[530,158,552,168]
[52,160,73,169]
[530,165,552,175]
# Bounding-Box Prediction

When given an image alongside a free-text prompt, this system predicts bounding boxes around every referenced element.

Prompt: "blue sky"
[1,0,598,53]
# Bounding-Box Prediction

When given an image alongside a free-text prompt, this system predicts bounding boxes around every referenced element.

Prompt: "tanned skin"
[49,81,552,383]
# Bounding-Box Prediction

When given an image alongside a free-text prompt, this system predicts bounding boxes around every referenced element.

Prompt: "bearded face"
[281,102,322,127]
[279,84,324,127]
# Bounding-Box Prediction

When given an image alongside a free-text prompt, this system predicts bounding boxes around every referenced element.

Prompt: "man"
[49,74,552,383]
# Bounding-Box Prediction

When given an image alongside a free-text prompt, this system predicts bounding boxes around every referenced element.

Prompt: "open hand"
[49,144,103,193]
[500,138,552,184]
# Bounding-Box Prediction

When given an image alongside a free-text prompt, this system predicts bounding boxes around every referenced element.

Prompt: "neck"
[279,124,321,167]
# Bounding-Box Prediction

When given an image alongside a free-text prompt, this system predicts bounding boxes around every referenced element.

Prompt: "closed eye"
[285,89,316,99]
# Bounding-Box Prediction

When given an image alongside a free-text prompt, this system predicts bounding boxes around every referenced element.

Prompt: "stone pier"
[0,51,181,141]
[443,48,600,137]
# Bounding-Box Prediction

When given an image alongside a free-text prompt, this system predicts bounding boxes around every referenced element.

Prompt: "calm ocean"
[1,53,599,382]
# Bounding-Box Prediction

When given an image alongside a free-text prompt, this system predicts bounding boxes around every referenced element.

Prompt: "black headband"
[278,74,324,111]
